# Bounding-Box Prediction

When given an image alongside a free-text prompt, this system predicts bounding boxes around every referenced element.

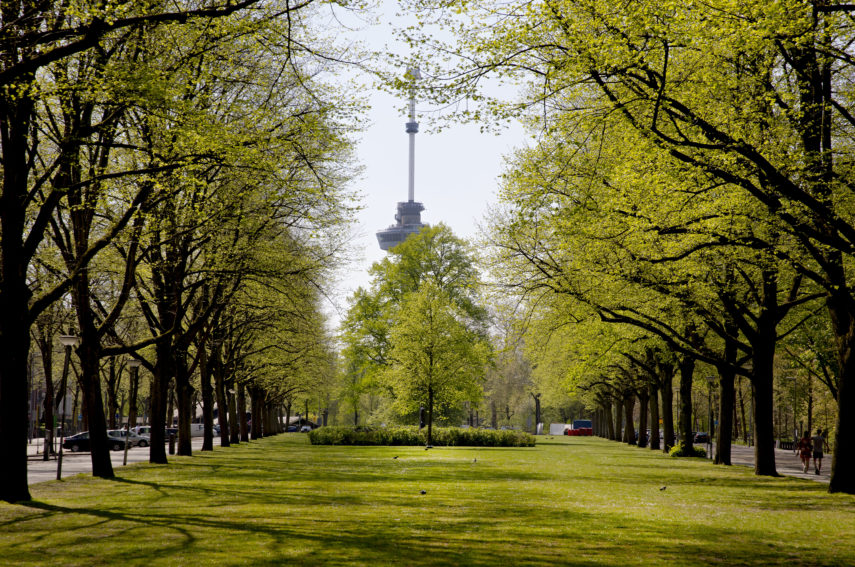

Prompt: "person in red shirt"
[797,431,813,474]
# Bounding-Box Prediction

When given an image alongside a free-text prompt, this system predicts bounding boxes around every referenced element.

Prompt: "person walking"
[811,428,828,475]
[797,431,813,474]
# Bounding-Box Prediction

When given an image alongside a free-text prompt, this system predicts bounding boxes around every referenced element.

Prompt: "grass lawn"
[2,435,853,566]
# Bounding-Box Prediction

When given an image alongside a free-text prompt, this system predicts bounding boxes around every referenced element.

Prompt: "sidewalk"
[713,442,830,483]
[27,435,208,484]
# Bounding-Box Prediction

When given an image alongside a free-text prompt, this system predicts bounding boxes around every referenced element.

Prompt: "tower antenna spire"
[376,67,428,252]
[405,67,421,202]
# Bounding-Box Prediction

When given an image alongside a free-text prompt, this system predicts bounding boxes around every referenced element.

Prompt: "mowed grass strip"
[1,435,853,566]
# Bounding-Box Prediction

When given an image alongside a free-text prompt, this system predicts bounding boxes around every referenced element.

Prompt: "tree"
[384,282,490,445]
[342,224,490,437]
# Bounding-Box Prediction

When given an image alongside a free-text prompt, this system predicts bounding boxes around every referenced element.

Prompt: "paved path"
[710,442,830,483]
[27,436,208,485]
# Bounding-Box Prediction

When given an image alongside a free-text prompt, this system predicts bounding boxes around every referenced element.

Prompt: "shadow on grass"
[13,493,821,567]
[5,435,852,566]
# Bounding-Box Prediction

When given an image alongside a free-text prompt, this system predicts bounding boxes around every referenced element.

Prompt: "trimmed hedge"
[308,426,536,447]
[668,442,707,458]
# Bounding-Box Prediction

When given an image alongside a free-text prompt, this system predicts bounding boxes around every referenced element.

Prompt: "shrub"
[308,426,535,447]
[669,443,707,458]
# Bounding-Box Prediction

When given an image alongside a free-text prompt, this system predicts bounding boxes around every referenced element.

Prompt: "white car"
[108,429,150,447]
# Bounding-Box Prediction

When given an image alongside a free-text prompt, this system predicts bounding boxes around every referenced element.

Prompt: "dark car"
[694,432,710,444]
[63,431,127,452]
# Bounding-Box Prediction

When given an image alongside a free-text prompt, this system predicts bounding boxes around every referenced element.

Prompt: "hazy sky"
[327,1,526,326]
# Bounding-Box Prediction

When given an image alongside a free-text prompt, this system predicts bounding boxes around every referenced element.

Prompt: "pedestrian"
[812,428,828,475]
[797,431,813,474]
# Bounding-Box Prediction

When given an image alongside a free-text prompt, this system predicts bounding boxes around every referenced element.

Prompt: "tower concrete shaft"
[377,68,428,252]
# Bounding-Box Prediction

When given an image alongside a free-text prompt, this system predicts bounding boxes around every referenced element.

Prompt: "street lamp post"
[124,359,142,466]
[56,333,81,480]
[706,376,716,460]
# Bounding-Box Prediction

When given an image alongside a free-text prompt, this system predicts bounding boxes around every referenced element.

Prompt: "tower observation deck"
[376,68,428,251]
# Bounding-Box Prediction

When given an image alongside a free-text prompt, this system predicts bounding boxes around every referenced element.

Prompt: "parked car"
[286,425,298,432]
[63,431,127,452]
[300,425,312,432]
[694,432,710,444]
[108,429,149,447]
[134,425,152,436]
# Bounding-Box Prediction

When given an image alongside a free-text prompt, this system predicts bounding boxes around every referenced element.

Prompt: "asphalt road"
[27,436,208,485]
[709,442,830,483]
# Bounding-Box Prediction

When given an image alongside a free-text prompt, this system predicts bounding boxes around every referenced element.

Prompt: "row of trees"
[396,0,853,492]
[1,1,361,503]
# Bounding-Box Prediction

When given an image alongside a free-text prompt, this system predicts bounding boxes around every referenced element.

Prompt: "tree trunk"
[733,387,740,441]
[199,345,214,451]
[678,355,695,451]
[214,352,230,447]
[0,315,33,502]
[661,369,675,452]
[638,390,649,448]
[715,371,735,465]
[37,338,55,459]
[826,288,855,493]
[106,358,119,429]
[491,400,498,429]
[128,366,139,445]
[228,383,240,444]
[166,382,175,428]
[238,382,248,442]
[149,342,171,464]
[0,69,36,503]
[77,335,114,478]
[648,382,660,450]
[713,325,738,464]
[807,374,813,436]
[751,374,777,476]
[623,395,636,445]
[613,397,622,441]
[71,255,115,479]
[72,384,81,435]
[738,377,748,444]
[604,401,615,440]
[250,387,262,440]
[750,322,778,476]
[175,350,193,457]
[266,401,275,435]
[427,385,434,446]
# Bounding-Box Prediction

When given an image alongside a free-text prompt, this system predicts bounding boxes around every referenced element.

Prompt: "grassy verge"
[2,435,853,566]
